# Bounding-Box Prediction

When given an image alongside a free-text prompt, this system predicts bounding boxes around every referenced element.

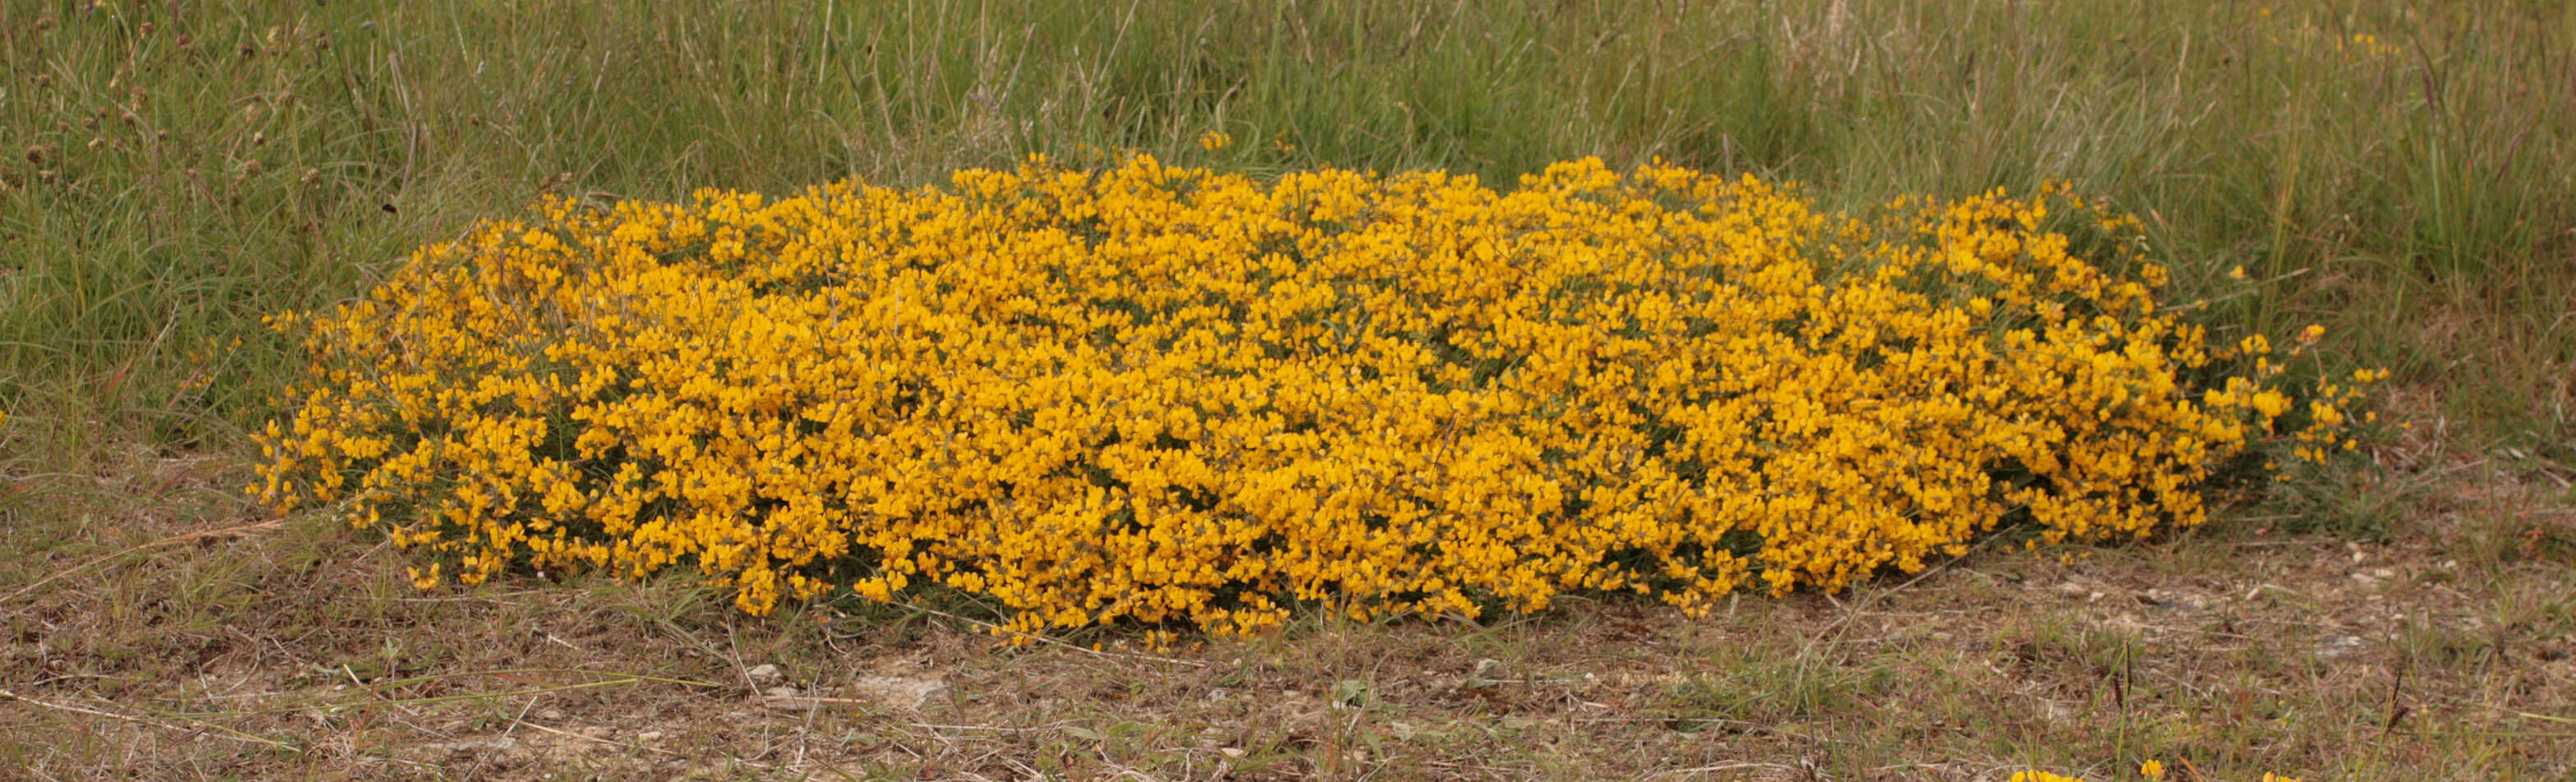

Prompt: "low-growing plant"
[251,155,2371,636]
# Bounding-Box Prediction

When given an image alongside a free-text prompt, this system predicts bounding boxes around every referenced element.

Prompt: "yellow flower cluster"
[2257,9,2402,62]
[250,155,2366,634]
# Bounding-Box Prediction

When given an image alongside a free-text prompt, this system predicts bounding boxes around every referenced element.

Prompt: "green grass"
[2,0,2569,467]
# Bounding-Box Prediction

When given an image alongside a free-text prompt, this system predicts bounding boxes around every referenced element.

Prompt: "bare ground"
[3,439,2571,781]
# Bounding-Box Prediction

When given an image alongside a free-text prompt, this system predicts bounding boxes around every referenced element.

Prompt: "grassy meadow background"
[2,1,2572,780]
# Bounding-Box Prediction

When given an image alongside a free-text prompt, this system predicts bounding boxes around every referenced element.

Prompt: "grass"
[4,0,2571,458]
[2,0,2573,778]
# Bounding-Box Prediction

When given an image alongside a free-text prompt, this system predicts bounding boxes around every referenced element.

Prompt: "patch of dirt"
[4,448,2571,780]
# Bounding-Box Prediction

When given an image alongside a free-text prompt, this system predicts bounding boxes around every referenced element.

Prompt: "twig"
[0,688,299,751]
[906,720,1078,734]
[368,667,719,691]
[1574,715,1822,743]
[2384,658,2411,735]
[2497,706,2576,725]
[175,674,676,718]
[757,693,884,707]
[0,519,282,606]
[511,718,685,757]
[1659,762,1800,776]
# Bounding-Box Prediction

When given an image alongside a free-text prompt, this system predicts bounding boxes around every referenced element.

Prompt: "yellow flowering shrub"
[250,155,2366,635]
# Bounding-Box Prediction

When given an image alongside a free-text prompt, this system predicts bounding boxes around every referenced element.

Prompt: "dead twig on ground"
[1,518,282,608]
[0,688,300,751]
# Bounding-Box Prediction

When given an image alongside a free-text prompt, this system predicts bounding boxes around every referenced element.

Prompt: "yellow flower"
[2140,760,2165,780]
[249,156,2377,633]
[1198,130,1231,151]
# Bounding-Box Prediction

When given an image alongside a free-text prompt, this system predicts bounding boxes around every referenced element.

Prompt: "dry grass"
[4,438,2569,780]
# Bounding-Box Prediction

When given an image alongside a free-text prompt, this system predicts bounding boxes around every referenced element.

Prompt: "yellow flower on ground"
[250,155,2377,633]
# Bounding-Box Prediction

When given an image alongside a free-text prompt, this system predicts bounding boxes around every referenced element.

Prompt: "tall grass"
[3,0,2569,469]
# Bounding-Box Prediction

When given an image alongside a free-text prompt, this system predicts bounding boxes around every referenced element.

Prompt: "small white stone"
[848,676,949,711]
[424,736,519,757]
